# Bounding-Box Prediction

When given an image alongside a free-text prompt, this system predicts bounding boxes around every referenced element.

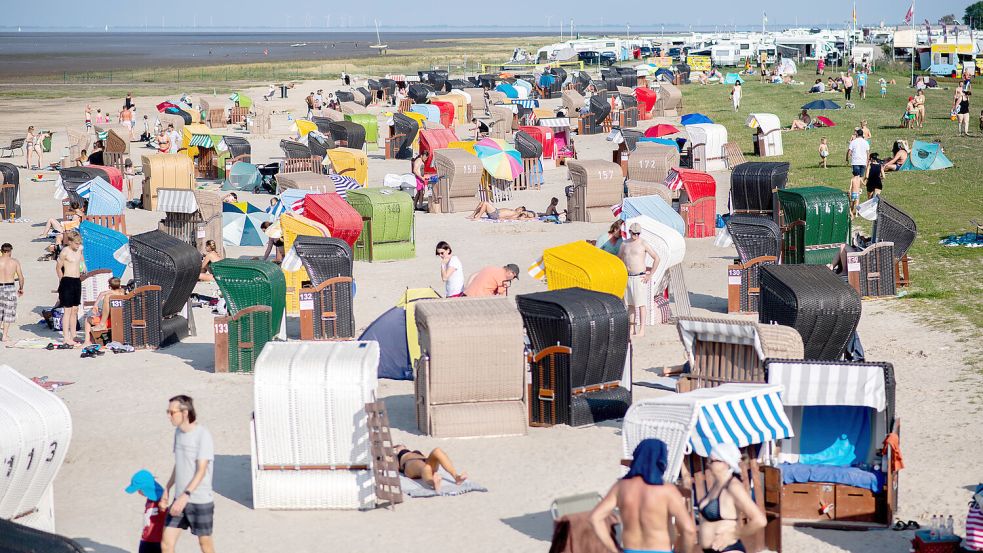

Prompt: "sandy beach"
[1,79,980,553]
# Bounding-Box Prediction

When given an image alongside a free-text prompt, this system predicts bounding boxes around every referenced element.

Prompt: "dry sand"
[1,81,980,553]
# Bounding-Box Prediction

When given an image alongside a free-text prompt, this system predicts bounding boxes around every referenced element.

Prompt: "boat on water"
[290,43,307,48]
[369,20,387,54]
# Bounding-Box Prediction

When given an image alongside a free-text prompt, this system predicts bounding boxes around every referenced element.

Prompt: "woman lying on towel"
[393,445,467,493]
[467,201,536,221]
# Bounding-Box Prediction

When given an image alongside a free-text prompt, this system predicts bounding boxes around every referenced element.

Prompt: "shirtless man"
[55,232,83,346]
[618,222,660,337]
[590,439,696,553]
[467,201,536,221]
[0,243,25,342]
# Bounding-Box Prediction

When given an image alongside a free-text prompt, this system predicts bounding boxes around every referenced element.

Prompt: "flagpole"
[910,0,915,88]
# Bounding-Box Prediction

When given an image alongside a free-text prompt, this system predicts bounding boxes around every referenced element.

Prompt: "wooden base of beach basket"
[726,256,777,314]
[214,305,273,373]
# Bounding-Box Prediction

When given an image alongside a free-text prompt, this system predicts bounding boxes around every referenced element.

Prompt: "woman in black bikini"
[695,443,766,553]
[393,444,467,493]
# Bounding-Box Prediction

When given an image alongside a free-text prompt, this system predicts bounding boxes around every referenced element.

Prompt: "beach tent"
[724,73,744,84]
[654,68,675,81]
[777,58,797,76]
[899,140,952,171]
[222,201,267,246]
[358,288,441,380]
[680,113,713,125]
[224,161,262,191]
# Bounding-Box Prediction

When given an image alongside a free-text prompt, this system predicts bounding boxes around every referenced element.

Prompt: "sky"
[1,0,973,29]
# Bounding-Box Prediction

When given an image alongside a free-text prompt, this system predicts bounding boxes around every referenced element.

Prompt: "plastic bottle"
[930,514,938,539]
[946,515,955,538]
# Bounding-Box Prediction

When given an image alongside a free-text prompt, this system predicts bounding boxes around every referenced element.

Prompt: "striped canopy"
[156,189,199,214]
[767,360,887,412]
[189,133,217,148]
[623,383,793,481]
[327,173,361,199]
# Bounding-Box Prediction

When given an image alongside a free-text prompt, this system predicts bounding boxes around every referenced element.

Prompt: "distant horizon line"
[0,22,905,33]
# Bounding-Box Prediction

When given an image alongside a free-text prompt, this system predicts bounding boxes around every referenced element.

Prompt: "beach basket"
[414,298,527,438]
[280,213,331,316]
[672,169,717,238]
[543,241,628,298]
[517,126,555,159]
[621,196,686,237]
[846,242,897,298]
[323,148,368,186]
[344,114,378,149]
[516,289,632,427]
[628,142,679,184]
[872,198,917,263]
[513,130,543,159]
[213,305,273,374]
[346,188,415,262]
[433,148,481,213]
[83,176,125,217]
[129,230,199,318]
[778,187,851,265]
[562,89,585,114]
[107,284,163,349]
[0,366,73,532]
[78,221,128,278]
[0,162,20,220]
[429,100,455,128]
[419,129,458,174]
[211,259,287,336]
[730,162,789,220]
[275,171,333,194]
[652,82,682,116]
[294,236,355,340]
[328,120,366,151]
[302,193,362,247]
[251,341,379,509]
[675,316,803,392]
[759,265,862,360]
[308,132,334,162]
[436,93,468,125]
[390,113,419,160]
[565,159,623,223]
[725,216,782,313]
[141,154,195,211]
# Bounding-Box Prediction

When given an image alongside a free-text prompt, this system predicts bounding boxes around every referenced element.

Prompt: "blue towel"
[624,439,668,485]
[798,406,872,467]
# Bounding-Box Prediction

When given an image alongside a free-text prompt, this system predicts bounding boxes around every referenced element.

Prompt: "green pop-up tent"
[900,140,953,171]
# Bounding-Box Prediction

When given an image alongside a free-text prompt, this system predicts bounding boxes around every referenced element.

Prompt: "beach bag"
[51,307,64,332]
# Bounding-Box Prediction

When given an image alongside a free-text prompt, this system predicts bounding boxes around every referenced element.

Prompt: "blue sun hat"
[125,469,163,502]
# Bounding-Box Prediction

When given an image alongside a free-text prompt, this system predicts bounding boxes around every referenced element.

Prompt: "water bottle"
[946,514,955,538]
[930,514,938,539]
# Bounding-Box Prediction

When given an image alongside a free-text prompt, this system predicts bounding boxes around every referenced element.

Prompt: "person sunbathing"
[467,201,536,221]
[883,140,910,172]
[81,277,122,348]
[39,202,84,239]
[789,110,812,131]
[199,240,223,281]
[393,444,466,493]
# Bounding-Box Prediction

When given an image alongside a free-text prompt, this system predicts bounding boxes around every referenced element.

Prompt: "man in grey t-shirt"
[161,395,216,553]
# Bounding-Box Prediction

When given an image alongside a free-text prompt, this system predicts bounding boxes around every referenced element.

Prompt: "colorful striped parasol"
[473,138,522,180]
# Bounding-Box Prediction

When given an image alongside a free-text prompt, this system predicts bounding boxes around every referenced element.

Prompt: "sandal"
[56,343,74,350]
[906,520,920,530]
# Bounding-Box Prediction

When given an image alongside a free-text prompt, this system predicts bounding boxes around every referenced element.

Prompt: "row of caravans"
[536,38,652,63]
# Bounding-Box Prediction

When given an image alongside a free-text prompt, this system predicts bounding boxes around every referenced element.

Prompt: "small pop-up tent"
[358,288,441,379]
[899,140,953,171]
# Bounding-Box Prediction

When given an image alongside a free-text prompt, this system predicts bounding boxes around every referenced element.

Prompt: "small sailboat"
[369,20,387,54]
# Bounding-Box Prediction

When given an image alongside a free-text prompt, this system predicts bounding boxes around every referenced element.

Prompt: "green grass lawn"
[679,68,983,334]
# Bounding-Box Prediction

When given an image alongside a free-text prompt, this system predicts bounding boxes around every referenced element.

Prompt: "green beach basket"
[346,188,415,262]
[778,186,851,265]
[344,113,379,150]
[211,259,286,334]
[215,305,273,373]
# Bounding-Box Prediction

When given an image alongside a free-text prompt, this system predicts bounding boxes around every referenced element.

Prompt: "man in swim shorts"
[55,232,83,347]
[618,222,661,338]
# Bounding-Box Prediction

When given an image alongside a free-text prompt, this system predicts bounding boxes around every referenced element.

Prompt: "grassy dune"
[681,69,983,335]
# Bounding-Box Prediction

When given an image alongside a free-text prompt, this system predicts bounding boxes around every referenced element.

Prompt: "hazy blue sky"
[2,0,973,29]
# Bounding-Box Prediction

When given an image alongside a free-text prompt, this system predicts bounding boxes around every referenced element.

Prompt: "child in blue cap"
[125,469,167,553]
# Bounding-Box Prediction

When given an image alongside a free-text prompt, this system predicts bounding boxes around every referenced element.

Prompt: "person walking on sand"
[412,150,430,210]
[730,81,742,111]
[305,92,315,119]
[0,243,25,343]
[618,222,660,338]
[590,439,696,553]
[160,395,216,553]
[55,233,83,347]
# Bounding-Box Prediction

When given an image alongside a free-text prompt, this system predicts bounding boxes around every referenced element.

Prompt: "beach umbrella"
[801,99,840,110]
[327,174,362,199]
[681,113,713,125]
[474,138,522,180]
[814,116,837,127]
[222,201,267,246]
[644,124,680,138]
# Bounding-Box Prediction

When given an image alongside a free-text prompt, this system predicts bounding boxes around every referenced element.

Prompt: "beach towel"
[6,338,54,349]
[399,470,487,498]
[30,376,75,392]
[940,232,983,247]
[967,488,983,551]
[528,257,546,281]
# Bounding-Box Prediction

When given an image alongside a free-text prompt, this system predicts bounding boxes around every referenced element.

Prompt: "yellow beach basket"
[543,241,628,298]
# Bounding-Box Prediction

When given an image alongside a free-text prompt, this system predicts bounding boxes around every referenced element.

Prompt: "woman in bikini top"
[696,444,766,553]
[392,444,468,494]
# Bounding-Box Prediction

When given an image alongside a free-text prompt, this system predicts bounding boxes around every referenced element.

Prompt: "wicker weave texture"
[294,236,353,283]
[628,142,679,183]
[778,187,851,265]
[79,221,128,278]
[275,171,332,193]
[727,216,782,263]
[759,265,861,360]
[281,213,331,315]
[211,259,287,335]
[141,154,195,211]
[346,188,414,244]
[252,341,378,509]
[622,400,697,483]
[730,162,789,215]
[324,148,368,186]
[543,241,628,298]
[129,230,200,317]
[873,198,917,260]
[433,149,481,213]
[414,297,525,404]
